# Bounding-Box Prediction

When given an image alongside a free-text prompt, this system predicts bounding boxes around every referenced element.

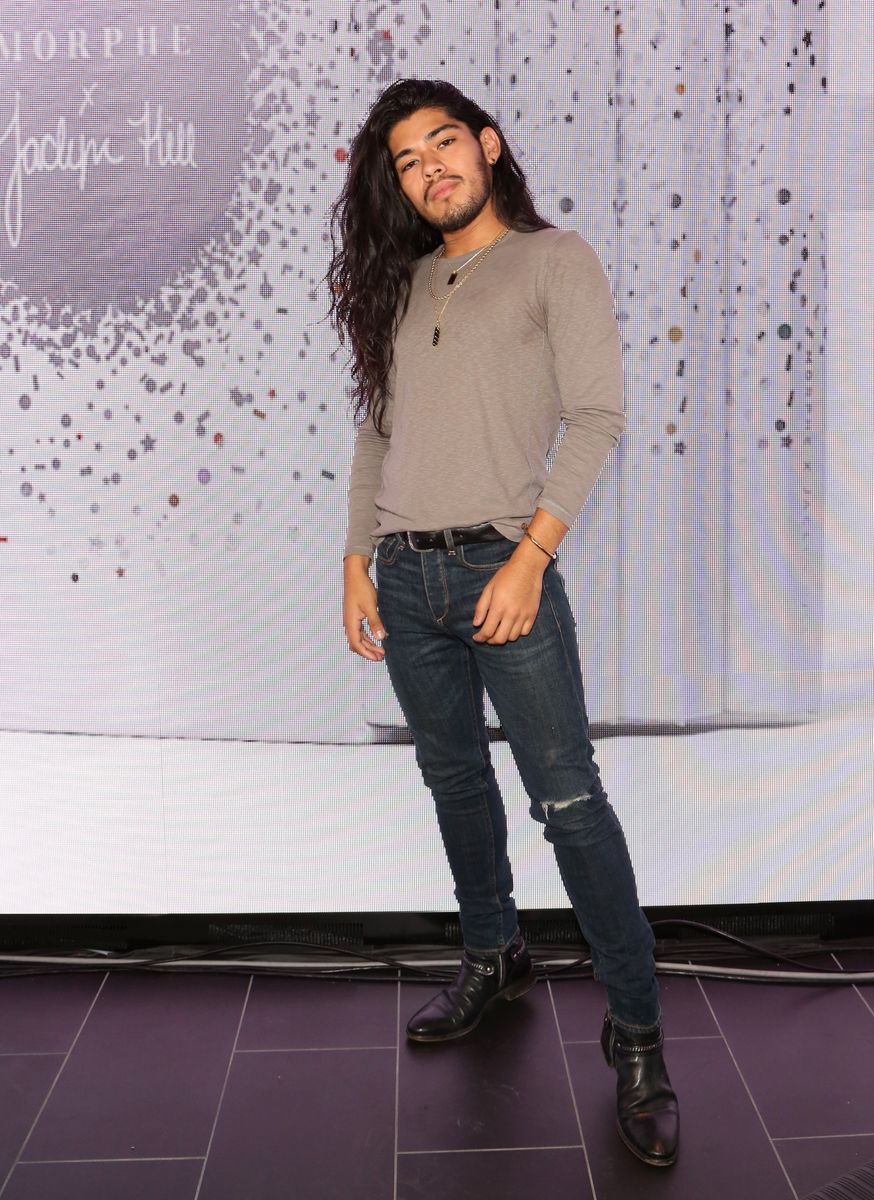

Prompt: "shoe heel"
[502,970,537,1001]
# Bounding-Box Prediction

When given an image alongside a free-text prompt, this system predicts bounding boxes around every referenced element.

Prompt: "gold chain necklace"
[427,228,510,347]
[431,245,490,299]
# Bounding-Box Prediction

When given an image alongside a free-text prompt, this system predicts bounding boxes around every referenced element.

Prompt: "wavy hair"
[327,78,552,433]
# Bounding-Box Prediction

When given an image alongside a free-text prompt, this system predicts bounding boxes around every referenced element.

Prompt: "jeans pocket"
[375,533,405,567]
[456,538,516,572]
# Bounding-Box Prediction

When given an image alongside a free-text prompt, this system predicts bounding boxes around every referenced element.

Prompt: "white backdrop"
[0,1,871,913]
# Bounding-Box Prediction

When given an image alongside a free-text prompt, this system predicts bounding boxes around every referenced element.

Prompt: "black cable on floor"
[0,925,871,986]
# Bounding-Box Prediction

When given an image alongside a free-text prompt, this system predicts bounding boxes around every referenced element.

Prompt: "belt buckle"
[406,528,456,554]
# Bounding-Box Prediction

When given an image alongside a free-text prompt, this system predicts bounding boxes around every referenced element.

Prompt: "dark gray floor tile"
[397,1148,592,1200]
[3,1158,202,1200]
[397,979,578,1152]
[701,975,874,1137]
[0,975,105,1054]
[238,976,397,1050]
[0,1056,64,1184]
[23,973,248,1161]
[776,1134,874,1197]
[567,1038,796,1199]
[197,1048,394,1200]
[550,973,718,1043]
[2,955,866,1198]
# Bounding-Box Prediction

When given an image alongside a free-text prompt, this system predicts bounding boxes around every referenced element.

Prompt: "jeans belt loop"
[443,528,456,556]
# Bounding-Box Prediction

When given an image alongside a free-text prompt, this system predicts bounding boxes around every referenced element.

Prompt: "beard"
[427,153,492,233]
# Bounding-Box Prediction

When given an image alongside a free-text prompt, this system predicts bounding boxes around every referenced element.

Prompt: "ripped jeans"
[375,532,660,1031]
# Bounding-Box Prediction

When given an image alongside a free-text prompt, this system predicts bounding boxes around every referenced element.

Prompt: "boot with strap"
[601,1013,680,1167]
[406,930,536,1042]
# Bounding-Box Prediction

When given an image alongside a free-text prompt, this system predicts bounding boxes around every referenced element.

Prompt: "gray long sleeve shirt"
[344,227,626,557]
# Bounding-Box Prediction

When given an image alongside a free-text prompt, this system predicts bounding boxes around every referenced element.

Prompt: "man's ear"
[480,127,501,163]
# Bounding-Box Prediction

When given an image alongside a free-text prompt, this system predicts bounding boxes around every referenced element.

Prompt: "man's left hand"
[471,545,547,644]
[472,511,568,644]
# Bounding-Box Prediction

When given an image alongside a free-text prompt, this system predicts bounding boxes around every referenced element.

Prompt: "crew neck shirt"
[343,226,626,557]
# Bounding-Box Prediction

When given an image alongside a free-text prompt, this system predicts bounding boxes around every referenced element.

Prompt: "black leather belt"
[406,522,505,551]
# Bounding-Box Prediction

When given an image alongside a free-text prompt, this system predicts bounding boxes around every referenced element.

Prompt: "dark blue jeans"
[375,532,660,1031]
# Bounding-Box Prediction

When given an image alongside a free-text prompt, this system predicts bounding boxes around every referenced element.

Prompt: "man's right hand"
[343,555,386,661]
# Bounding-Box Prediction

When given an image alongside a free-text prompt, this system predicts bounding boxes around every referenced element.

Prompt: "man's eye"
[400,160,416,172]
[438,138,455,148]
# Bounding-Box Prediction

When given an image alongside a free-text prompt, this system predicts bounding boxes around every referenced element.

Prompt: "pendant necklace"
[428,228,510,347]
[445,245,488,286]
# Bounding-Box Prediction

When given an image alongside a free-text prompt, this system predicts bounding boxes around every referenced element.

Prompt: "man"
[330,78,679,1168]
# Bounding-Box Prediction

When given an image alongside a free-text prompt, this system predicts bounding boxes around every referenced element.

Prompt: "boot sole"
[616,1120,678,1168]
[406,972,538,1043]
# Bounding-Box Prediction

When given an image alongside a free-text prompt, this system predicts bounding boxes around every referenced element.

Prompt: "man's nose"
[422,154,444,179]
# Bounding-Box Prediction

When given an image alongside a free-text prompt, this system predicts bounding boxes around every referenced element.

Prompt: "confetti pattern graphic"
[0,0,342,589]
[0,1,868,748]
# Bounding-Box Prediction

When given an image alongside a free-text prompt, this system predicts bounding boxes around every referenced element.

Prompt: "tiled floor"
[0,948,872,1199]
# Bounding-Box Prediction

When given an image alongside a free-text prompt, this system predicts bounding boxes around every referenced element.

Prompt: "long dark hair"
[327,78,552,433]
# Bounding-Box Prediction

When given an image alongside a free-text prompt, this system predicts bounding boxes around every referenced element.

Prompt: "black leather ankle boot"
[600,1013,679,1167]
[406,931,536,1042]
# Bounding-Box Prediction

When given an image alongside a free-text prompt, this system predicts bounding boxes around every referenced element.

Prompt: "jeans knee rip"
[540,792,591,818]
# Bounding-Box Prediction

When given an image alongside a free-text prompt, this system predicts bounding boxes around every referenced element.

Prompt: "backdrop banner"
[1,2,870,913]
